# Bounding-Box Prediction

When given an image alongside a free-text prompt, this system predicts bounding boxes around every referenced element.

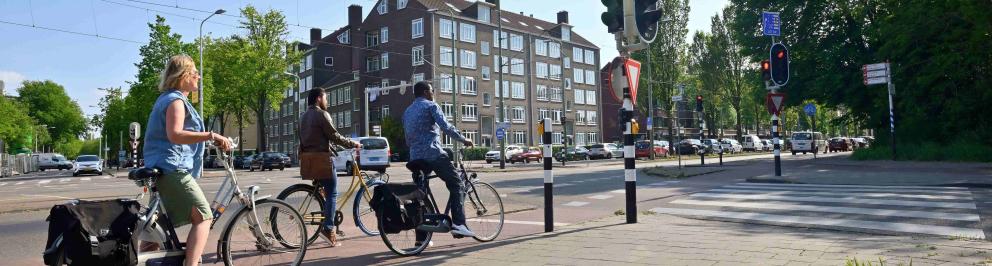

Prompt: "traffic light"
[634,0,663,43]
[760,60,771,81]
[600,0,624,33]
[770,43,790,86]
[695,95,703,112]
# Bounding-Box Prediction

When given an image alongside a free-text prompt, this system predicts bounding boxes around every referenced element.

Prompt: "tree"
[0,96,37,153]
[710,6,751,138]
[380,116,407,160]
[207,37,257,154]
[630,0,690,150]
[17,80,88,146]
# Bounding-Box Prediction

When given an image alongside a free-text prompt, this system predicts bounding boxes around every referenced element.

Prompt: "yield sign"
[623,58,642,104]
[765,93,786,116]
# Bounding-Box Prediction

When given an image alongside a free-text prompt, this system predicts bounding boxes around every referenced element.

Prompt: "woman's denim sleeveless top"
[142,89,205,178]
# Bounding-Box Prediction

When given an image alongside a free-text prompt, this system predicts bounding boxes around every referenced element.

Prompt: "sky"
[0,0,728,118]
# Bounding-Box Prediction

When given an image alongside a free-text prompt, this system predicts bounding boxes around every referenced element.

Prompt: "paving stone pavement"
[433,213,992,266]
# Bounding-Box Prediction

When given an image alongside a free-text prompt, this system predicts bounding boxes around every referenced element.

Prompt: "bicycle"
[276,148,389,246]
[379,160,504,256]
[66,139,307,265]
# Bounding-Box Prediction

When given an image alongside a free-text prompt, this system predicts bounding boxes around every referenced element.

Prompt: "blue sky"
[0,0,727,117]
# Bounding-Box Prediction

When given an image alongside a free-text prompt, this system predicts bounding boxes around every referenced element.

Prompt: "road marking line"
[646,181,681,187]
[22,194,75,200]
[709,188,973,201]
[610,189,626,194]
[38,180,52,184]
[588,194,614,200]
[467,218,569,227]
[103,176,111,179]
[649,207,986,239]
[0,183,6,186]
[81,177,91,181]
[562,201,589,207]
[691,193,976,209]
[736,183,969,191]
[670,199,981,222]
[15,182,24,185]
[59,178,71,183]
[723,185,971,195]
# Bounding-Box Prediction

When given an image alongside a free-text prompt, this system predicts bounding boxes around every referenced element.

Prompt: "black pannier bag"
[371,183,427,234]
[44,199,141,266]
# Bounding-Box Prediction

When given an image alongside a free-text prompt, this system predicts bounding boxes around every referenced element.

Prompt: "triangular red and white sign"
[623,59,642,103]
[765,93,786,116]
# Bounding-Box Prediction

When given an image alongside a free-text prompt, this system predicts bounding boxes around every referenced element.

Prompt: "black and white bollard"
[773,114,782,176]
[542,118,554,232]
[622,89,637,224]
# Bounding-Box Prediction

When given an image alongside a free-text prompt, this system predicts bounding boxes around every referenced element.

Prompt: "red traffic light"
[696,95,703,101]
[761,60,770,71]
[776,51,785,59]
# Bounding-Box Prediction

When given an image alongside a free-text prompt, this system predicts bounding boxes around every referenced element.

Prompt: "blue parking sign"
[804,103,816,116]
[762,12,781,36]
[496,128,505,140]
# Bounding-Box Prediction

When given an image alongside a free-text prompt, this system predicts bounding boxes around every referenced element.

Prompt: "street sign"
[762,12,781,36]
[373,125,381,135]
[804,103,816,116]
[496,128,505,140]
[646,117,652,130]
[863,63,890,85]
[671,95,682,102]
[607,57,642,104]
[765,93,786,116]
[496,122,511,130]
[623,58,642,104]
[129,122,141,140]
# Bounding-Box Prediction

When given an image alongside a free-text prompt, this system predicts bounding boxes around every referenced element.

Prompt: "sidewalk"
[748,155,992,187]
[437,214,992,266]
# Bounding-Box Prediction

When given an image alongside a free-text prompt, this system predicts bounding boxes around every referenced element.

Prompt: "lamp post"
[198,9,226,116]
[428,7,461,164]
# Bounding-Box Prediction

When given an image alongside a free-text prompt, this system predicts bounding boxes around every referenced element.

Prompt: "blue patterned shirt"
[403,97,466,161]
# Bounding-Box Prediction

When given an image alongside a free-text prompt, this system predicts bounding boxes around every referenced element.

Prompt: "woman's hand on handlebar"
[210,133,233,151]
[462,139,474,147]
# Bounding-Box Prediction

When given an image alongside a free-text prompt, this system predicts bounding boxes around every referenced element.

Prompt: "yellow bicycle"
[276,152,389,245]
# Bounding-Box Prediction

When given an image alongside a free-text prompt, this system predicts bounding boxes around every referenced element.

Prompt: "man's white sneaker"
[451,224,476,237]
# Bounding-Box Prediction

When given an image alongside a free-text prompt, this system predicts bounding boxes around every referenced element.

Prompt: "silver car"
[588,143,623,159]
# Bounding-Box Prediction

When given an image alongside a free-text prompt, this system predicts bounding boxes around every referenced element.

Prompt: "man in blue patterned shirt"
[403,81,476,237]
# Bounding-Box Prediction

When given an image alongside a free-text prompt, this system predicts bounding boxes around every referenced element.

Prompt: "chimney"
[557,11,569,24]
[348,5,362,27]
[529,14,533,18]
[309,28,322,44]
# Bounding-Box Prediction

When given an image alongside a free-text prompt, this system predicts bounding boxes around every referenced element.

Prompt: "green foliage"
[54,139,83,159]
[380,116,407,158]
[851,140,992,162]
[17,80,88,144]
[78,139,102,157]
[462,147,490,161]
[126,16,200,133]
[0,97,37,153]
[630,0,690,127]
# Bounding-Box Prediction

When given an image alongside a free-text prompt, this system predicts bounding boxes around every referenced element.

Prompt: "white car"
[742,135,764,152]
[72,155,103,176]
[791,131,825,155]
[485,145,523,163]
[720,139,743,153]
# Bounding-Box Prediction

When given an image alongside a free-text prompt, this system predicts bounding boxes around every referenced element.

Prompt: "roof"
[415,0,598,49]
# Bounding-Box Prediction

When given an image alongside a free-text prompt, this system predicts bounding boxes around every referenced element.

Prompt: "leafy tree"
[0,96,37,153]
[207,37,257,153]
[380,116,407,160]
[16,80,87,145]
[630,0,690,149]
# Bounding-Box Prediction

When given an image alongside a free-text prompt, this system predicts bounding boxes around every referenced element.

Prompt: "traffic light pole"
[647,52,655,160]
[622,87,637,224]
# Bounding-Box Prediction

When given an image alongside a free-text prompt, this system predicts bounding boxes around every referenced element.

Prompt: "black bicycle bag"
[44,199,141,266]
[371,183,427,234]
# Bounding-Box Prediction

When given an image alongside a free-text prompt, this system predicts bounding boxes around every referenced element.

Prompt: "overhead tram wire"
[0,19,144,44]
[102,0,240,28]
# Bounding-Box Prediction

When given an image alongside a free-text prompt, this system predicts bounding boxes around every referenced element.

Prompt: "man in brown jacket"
[299,88,360,247]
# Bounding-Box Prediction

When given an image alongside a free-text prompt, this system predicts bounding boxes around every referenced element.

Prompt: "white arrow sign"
[865,70,888,78]
[864,77,889,85]
[863,63,888,72]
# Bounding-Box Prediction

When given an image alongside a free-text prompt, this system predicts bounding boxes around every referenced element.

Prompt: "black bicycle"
[378,160,504,256]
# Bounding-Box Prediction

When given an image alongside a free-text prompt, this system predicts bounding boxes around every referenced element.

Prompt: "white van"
[355,137,391,173]
[741,135,763,152]
[791,131,825,155]
[35,153,72,171]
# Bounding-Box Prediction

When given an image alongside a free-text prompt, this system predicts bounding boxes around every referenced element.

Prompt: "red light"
[696,95,703,101]
[777,51,785,59]
[761,61,770,70]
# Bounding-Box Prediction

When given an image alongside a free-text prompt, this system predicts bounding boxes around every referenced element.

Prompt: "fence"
[1,153,37,178]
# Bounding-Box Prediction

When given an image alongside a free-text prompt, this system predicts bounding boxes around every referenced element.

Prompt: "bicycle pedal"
[452,234,465,239]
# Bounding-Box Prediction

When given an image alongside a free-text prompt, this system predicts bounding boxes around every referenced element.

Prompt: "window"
[381,105,390,118]
[481,41,490,55]
[549,42,561,58]
[478,5,491,22]
[381,27,389,43]
[461,104,478,121]
[588,132,597,144]
[576,111,586,125]
[459,76,477,95]
[550,87,562,102]
[398,0,407,9]
[378,0,388,14]
[564,56,571,69]
[553,132,562,145]
[512,131,526,145]
[562,26,571,41]
[460,50,476,69]
[412,46,424,66]
[573,47,583,64]
[565,78,572,89]
[344,88,351,102]
[463,130,479,143]
[499,80,510,98]
[584,50,595,65]
[499,56,509,73]
[511,106,525,122]
[537,108,549,120]
[413,73,425,82]
[440,46,454,66]
[509,34,523,51]
[381,53,389,69]
[459,23,476,43]
[338,31,349,44]
[324,57,333,66]
[438,74,453,93]
[440,102,453,120]
[585,90,596,105]
[535,62,548,79]
[550,64,562,80]
[510,58,523,75]
[574,89,586,104]
[330,90,338,106]
[345,111,352,126]
[511,82,524,99]
[411,18,424,38]
[305,55,313,70]
[366,55,381,72]
[535,39,547,56]
[573,69,584,84]
[440,19,454,39]
[552,109,562,124]
[483,93,491,106]
[298,77,305,93]
[366,31,380,47]
[585,70,596,85]
[536,85,548,101]
[481,66,491,80]
[587,111,597,125]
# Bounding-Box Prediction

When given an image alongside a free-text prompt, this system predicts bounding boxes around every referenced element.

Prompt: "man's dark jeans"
[415,155,465,241]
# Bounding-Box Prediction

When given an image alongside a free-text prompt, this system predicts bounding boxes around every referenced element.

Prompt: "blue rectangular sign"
[762,12,781,36]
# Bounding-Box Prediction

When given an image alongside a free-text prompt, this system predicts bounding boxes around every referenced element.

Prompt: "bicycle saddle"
[405,160,432,176]
[128,167,162,181]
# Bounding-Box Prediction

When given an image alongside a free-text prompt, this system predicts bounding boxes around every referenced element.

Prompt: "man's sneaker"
[451,224,476,237]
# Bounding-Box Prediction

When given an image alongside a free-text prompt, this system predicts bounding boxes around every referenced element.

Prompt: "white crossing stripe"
[468,218,569,227]
[650,207,985,239]
[610,189,626,194]
[81,177,91,181]
[38,180,52,184]
[722,185,971,195]
[103,176,111,179]
[0,183,7,186]
[15,182,24,185]
[670,199,981,222]
[59,178,71,183]
[736,182,969,191]
[708,188,973,201]
[562,201,589,207]
[645,181,681,187]
[690,192,976,209]
[588,194,614,200]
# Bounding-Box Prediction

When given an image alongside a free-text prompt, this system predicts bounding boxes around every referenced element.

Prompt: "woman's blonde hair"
[158,55,197,92]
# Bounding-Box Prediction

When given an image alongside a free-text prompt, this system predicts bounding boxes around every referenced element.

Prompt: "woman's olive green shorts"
[157,171,212,227]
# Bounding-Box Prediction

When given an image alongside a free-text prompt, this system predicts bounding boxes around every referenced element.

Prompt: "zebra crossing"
[0,176,114,189]
[651,182,986,239]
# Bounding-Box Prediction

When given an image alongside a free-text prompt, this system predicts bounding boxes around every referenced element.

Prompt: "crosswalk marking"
[103,176,111,179]
[81,177,91,181]
[690,192,976,209]
[736,182,969,190]
[670,199,981,222]
[0,182,7,186]
[588,194,614,200]
[562,201,589,207]
[708,188,973,200]
[59,178,71,183]
[15,182,24,185]
[650,207,985,239]
[38,180,52,184]
[726,184,971,195]
[610,189,625,194]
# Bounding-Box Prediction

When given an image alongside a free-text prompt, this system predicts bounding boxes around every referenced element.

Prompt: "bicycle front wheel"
[465,182,504,242]
[221,199,307,266]
[353,182,381,236]
[276,184,324,246]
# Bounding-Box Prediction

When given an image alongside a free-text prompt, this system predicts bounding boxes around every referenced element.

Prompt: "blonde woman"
[142,55,231,266]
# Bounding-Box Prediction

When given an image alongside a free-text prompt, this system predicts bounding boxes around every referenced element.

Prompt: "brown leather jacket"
[298,105,355,156]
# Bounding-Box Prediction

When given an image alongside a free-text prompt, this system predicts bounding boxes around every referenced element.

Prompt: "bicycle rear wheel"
[378,205,434,256]
[353,182,381,236]
[221,199,307,266]
[465,181,504,242]
[276,184,323,246]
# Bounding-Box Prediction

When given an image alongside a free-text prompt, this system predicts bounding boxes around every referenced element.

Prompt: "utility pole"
[496,1,507,169]
[647,52,654,160]
[449,9,460,164]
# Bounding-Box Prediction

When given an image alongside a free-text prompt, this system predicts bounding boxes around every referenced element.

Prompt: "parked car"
[828,137,852,152]
[485,145,523,163]
[237,154,256,169]
[249,152,287,171]
[35,153,72,171]
[791,131,825,155]
[72,155,103,176]
[720,139,743,154]
[588,143,623,159]
[677,139,705,155]
[509,147,543,164]
[760,139,774,151]
[702,139,724,154]
[555,146,590,162]
[852,137,870,149]
[635,140,669,158]
[742,135,763,152]
[333,146,357,175]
